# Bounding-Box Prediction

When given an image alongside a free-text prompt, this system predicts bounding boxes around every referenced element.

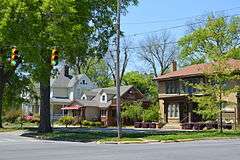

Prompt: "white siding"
[53,88,68,98]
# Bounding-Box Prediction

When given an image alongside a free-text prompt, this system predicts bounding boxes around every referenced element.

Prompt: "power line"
[121,6,240,25]
[123,13,240,38]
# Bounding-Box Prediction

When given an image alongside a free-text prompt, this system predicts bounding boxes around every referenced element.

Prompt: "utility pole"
[116,0,122,138]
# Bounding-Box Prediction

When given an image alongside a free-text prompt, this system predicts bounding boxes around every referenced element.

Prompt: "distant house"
[22,66,145,126]
[154,59,240,129]
[64,85,144,126]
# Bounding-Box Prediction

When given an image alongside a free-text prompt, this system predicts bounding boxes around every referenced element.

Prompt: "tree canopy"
[178,16,240,65]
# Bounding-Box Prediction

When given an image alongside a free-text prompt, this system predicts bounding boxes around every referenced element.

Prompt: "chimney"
[64,65,72,79]
[171,60,177,72]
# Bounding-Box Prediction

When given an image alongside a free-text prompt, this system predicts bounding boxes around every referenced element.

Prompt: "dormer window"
[100,93,107,103]
[81,94,87,100]
[81,79,87,85]
[102,95,106,101]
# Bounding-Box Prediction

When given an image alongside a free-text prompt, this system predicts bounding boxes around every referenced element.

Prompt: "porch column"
[236,93,240,125]
[188,102,192,123]
[50,103,54,121]
[159,99,166,123]
[106,109,109,126]
[81,107,86,120]
[62,105,65,116]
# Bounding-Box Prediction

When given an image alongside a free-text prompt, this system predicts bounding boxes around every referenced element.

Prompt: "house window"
[102,95,106,101]
[81,79,87,85]
[181,78,200,94]
[100,93,107,103]
[168,103,179,118]
[166,80,179,94]
[81,94,87,100]
[101,110,107,117]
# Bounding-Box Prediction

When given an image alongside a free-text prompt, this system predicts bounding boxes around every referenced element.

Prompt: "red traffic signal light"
[51,49,59,66]
[11,48,19,66]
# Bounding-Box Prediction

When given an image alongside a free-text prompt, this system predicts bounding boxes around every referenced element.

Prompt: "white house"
[22,66,96,120]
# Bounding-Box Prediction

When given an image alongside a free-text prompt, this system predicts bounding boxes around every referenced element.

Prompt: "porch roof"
[61,105,82,110]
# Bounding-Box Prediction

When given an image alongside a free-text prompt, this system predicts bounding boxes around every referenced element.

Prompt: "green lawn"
[0,122,38,132]
[26,130,240,143]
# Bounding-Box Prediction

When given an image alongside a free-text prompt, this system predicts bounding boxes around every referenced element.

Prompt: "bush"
[94,122,102,127]
[82,120,102,127]
[121,102,144,122]
[4,110,22,123]
[143,105,159,122]
[82,120,90,126]
[58,116,74,127]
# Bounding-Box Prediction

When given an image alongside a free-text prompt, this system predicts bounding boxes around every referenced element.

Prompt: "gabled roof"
[77,85,141,108]
[68,74,85,88]
[155,59,240,81]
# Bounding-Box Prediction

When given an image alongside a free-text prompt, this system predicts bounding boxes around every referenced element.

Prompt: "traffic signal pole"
[116,0,122,138]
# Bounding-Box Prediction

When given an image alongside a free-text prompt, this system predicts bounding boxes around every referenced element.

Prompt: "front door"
[167,103,180,123]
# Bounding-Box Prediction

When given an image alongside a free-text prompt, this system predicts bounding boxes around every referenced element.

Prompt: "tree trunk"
[0,84,5,128]
[0,65,5,128]
[220,109,223,133]
[38,77,52,133]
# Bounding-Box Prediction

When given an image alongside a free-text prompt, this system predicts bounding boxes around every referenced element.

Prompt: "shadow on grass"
[20,127,240,143]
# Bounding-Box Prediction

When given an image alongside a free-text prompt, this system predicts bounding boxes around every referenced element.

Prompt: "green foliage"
[179,16,240,65]
[123,71,158,102]
[121,102,144,121]
[82,120,102,127]
[4,110,22,123]
[143,104,160,122]
[189,60,240,121]
[81,58,112,88]
[58,116,74,128]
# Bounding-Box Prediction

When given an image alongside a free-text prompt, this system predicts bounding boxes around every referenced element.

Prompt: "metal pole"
[116,0,122,138]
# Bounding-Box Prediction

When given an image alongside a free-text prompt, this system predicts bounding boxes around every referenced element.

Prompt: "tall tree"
[179,16,240,65]
[122,71,158,102]
[139,31,178,77]
[179,16,240,132]
[104,38,132,85]
[0,0,138,132]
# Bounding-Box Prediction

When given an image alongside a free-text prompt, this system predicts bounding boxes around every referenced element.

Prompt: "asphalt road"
[1,132,240,160]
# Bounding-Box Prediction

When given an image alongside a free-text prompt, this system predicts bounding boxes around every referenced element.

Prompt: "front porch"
[159,95,202,127]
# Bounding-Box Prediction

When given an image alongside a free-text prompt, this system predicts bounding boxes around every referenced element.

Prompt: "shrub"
[143,105,159,122]
[58,116,74,127]
[121,102,144,122]
[4,110,22,123]
[94,122,102,127]
[82,120,102,127]
[82,120,90,126]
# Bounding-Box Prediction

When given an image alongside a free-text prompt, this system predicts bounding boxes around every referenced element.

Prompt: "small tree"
[121,102,144,122]
[189,60,240,132]
[143,104,160,122]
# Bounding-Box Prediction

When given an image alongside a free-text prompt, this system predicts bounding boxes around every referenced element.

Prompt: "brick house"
[154,59,240,129]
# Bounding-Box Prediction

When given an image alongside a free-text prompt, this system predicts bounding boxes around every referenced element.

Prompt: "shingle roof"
[76,85,136,108]
[51,75,71,88]
[68,74,85,88]
[155,59,240,81]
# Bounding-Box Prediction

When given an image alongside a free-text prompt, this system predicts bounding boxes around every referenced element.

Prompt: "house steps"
[161,123,182,130]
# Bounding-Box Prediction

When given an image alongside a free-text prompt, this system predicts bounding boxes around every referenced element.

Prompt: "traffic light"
[51,48,59,66]
[11,47,19,66]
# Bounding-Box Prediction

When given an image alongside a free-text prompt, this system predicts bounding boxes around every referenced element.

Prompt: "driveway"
[0,131,240,160]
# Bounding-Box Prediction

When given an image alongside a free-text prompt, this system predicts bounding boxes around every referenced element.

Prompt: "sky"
[121,0,240,72]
